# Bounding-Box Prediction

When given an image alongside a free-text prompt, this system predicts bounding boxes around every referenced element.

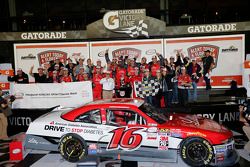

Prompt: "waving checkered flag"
[117,20,149,38]
[134,80,159,98]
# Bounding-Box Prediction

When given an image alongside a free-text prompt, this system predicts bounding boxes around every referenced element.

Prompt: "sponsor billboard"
[89,39,164,66]
[164,34,245,87]
[11,81,93,109]
[14,42,89,82]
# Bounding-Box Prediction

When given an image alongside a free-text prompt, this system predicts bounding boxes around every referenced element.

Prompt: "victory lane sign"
[103,9,149,38]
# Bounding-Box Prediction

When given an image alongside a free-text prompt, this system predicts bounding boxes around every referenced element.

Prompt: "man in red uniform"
[129,67,143,98]
[92,66,103,100]
[139,57,149,73]
[127,58,137,77]
[60,68,72,82]
[92,59,104,74]
[149,52,164,77]
[76,67,85,81]
[177,67,191,106]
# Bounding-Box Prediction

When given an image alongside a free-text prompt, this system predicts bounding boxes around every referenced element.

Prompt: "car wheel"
[59,133,88,162]
[180,137,214,167]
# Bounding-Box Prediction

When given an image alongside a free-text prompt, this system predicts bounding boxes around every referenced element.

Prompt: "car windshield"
[139,103,168,124]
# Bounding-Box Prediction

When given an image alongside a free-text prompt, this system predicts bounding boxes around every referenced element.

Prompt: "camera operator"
[0,88,15,140]
[239,102,250,154]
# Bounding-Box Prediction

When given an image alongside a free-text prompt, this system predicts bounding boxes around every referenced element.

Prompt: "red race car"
[25,98,239,166]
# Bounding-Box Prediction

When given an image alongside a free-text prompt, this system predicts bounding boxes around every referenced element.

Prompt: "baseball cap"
[96,66,101,69]
[170,56,175,59]
[53,70,58,74]
[156,70,161,73]
[97,59,101,62]
[144,68,149,72]
[79,66,85,70]
[134,67,139,70]
[181,66,186,70]
[63,68,68,71]
[17,68,22,72]
[105,71,111,74]
[54,64,59,67]
[37,66,43,70]
[191,58,196,61]
[204,50,211,52]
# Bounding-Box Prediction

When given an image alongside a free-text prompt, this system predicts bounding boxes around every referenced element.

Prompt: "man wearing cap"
[86,58,94,78]
[187,58,202,102]
[202,50,214,90]
[178,67,191,106]
[60,68,72,82]
[92,66,103,100]
[139,57,149,73]
[75,58,88,75]
[8,68,29,84]
[149,53,164,77]
[29,65,48,83]
[127,58,138,77]
[115,71,130,98]
[100,71,115,99]
[76,67,86,81]
[129,67,142,98]
[47,70,60,83]
[93,59,104,75]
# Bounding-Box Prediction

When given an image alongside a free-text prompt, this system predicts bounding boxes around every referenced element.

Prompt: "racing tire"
[59,133,88,162]
[180,137,214,167]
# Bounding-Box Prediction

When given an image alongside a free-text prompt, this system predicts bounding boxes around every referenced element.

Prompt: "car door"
[98,107,158,153]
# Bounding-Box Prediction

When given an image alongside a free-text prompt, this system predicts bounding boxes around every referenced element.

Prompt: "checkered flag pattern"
[134,80,160,98]
[117,20,149,38]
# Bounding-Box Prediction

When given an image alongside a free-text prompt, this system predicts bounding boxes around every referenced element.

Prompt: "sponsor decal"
[170,132,182,138]
[88,144,98,155]
[158,128,170,136]
[214,145,227,153]
[44,125,65,132]
[12,148,21,154]
[0,83,11,90]
[221,46,238,52]
[0,70,14,76]
[187,44,219,69]
[216,153,225,162]
[37,50,67,65]
[158,136,168,150]
[112,48,141,59]
[187,23,237,34]
[21,32,67,40]
[103,9,148,37]
[84,129,103,135]
[107,127,144,151]
[21,54,36,60]
[28,138,50,145]
[147,132,157,140]
[186,131,207,137]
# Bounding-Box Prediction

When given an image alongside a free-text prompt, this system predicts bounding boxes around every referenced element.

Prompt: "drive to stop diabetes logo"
[103,9,149,38]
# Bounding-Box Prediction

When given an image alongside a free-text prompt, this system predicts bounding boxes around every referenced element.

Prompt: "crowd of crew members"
[8,49,214,107]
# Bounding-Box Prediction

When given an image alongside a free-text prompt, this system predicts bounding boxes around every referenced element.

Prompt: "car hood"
[166,113,229,133]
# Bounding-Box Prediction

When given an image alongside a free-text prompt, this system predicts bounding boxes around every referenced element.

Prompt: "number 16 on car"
[107,127,145,151]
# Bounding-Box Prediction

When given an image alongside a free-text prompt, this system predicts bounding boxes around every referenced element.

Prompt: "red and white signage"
[90,39,164,65]
[14,42,89,82]
[164,34,245,87]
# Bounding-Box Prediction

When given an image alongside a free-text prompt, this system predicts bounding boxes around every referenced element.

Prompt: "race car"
[25,98,239,166]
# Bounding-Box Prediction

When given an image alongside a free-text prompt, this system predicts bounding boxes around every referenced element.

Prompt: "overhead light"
[215,11,218,15]
[62,20,66,24]
[23,19,27,24]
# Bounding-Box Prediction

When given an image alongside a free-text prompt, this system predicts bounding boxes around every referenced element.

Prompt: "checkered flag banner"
[116,20,149,38]
[134,80,159,98]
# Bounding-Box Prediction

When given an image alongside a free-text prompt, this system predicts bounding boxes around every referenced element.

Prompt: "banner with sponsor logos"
[14,42,89,82]
[11,81,93,109]
[89,39,164,66]
[164,34,245,87]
